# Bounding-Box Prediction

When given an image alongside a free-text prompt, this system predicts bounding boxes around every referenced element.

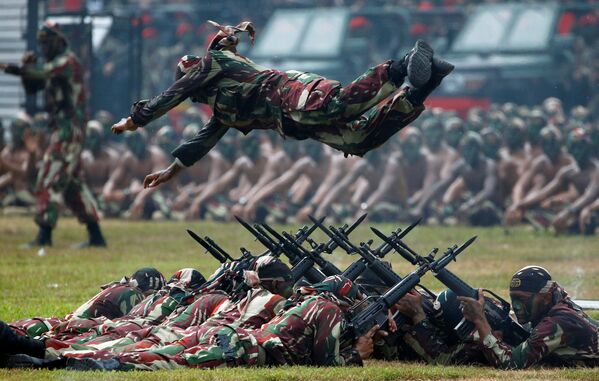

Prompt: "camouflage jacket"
[68,282,145,320]
[481,299,599,369]
[163,291,229,329]
[130,50,403,167]
[253,294,361,366]
[7,48,87,138]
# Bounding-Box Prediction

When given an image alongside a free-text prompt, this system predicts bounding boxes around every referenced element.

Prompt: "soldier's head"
[445,117,465,149]
[539,126,562,163]
[509,266,559,325]
[125,130,147,159]
[168,268,206,293]
[400,127,423,162]
[155,125,179,154]
[175,55,202,81]
[460,131,483,168]
[131,267,166,295]
[10,113,32,149]
[480,127,501,160]
[206,20,255,53]
[504,118,526,151]
[37,21,68,61]
[217,130,238,162]
[567,128,592,167]
[422,118,444,151]
[249,256,293,298]
[309,275,360,310]
[85,120,104,154]
[527,109,547,146]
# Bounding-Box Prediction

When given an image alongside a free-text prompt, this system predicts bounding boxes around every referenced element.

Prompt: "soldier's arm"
[461,160,498,211]
[314,159,368,217]
[517,165,574,209]
[245,157,314,210]
[3,55,68,93]
[243,151,289,201]
[479,317,566,369]
[364,155,402,208]
[413,160,464,214]
[311,304,346,366]
[296,154,344,220]
[511,157,545,207]
[130,53,221,127]
[102,156,129,201]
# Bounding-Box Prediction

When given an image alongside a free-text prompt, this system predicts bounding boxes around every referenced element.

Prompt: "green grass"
[1,216,599,380]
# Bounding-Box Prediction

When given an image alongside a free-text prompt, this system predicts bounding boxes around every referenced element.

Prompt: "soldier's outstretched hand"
[143,161,184,188]
[355,324,381,360]
[111,117,139,135]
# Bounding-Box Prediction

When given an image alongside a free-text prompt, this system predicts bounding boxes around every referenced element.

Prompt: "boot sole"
[407,40,434,88]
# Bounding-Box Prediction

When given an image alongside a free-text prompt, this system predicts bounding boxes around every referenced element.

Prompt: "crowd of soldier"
[1,252,598,370]
[1,95,598,235]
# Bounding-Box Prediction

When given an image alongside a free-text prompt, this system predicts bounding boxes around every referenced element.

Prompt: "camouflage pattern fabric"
[131,50,422,167]
[9,281,144,338]
[480,297,599,369]
[17,48,99,227]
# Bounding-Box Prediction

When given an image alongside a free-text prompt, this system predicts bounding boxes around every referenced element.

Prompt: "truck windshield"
[451,5,554,52]
[254,9,347,57]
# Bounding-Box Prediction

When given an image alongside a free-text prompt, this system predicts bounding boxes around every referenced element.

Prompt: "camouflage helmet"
[10,112,32,146]
[400,126,423,161]
[504,117,526,150]
[460,131,483,166]
[480,127,501,159]
[168,268,206,291]
[85,120,104,152]
[445,117,465,148]
[539,125,562,161]
[566,128,592,166]
[132,267,166,293]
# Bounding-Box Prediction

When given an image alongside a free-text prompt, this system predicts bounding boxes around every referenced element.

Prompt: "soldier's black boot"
[21,225,52,248]
[73,221,107,249]
[407,57,454,106]
[389,40,434,88]
[65,357,122,371]
[0,321,45,360]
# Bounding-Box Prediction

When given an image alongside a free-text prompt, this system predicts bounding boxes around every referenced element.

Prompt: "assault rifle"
[308,216,421,284]
[342,240,470,343]
[235,215,324,258]
[371,228,530,346]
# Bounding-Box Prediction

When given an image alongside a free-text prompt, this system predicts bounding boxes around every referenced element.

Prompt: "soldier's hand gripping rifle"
[372,228,530,346]
[341,243,469,343]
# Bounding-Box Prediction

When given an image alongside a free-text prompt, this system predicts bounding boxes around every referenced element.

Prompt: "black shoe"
[72,222,107,249]
[406,57,454,105]
[66,357,121,371]
[20,225,53,248]
[407,40,434,88]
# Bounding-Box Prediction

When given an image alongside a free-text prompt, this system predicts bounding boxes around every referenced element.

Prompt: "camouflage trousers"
[35,133,99,228]
[64,326,263,370]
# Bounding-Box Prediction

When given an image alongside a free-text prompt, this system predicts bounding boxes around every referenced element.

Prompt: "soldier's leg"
[63,172,106,247]
[9,317,62,338]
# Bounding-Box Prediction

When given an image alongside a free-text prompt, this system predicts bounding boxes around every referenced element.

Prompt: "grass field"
[1,215,599,380]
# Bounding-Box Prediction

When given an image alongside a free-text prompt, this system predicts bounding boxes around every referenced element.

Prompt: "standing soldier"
[0,22,106,247]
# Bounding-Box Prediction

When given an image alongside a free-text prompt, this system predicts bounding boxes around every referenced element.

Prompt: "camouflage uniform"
[99,287,286,370]
[9,279,145,339]
[480,296,599,369]
[5,38,98,229]
[131,49,424,168]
